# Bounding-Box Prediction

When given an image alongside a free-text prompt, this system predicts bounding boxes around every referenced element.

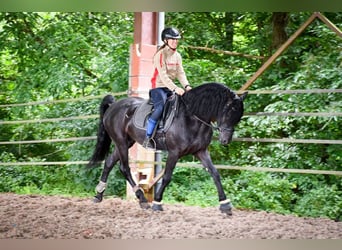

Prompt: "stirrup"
[142,137,155,149]
[142,137,152,148]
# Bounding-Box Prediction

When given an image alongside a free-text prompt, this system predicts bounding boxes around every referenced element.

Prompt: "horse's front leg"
[195,149,233,215]
[152,154,178,211]
[94,149,119,203]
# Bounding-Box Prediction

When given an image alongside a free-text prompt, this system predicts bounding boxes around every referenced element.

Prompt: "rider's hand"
[185,85,192,91]
[174,87,185,96]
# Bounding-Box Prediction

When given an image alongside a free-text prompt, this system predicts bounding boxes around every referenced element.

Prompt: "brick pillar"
[127,12,159,202]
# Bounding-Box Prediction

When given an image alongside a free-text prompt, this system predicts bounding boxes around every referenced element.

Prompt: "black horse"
[88,82,247,215]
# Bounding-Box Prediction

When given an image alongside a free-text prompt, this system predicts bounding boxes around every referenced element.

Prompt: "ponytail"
[154,43,166,56]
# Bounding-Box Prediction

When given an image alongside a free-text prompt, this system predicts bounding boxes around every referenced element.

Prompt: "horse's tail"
[87,95,115,167]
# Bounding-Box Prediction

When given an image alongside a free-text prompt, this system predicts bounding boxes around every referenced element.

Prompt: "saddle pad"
[132,96,178,133]
[133,100,153,130]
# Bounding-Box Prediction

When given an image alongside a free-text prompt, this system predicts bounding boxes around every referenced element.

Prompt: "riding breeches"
[149,87,170,121]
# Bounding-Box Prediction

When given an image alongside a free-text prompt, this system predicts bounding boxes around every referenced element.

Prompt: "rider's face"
[167,38,179,49]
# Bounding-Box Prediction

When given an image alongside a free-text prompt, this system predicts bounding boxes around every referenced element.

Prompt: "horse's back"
[103,96,144,127]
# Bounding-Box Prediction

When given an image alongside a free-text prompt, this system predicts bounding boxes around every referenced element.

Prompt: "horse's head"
[182,83,247,145]
[217,92,247,145]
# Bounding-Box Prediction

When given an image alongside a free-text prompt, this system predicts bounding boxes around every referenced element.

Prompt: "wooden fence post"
[239,12,342,92]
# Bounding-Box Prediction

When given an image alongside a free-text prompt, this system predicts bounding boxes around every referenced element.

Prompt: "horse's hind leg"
[116,143,150,209]
[93,149,120,203]
[119,163,150,209]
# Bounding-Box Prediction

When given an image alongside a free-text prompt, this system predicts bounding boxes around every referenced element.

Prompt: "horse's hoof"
[93,196,102,203]
[139,202,151,209]
[152,203,163,211]
[219,202,233,215]
[93,193,103,203]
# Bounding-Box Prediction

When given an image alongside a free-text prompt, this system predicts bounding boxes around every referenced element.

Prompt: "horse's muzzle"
[217,126,234,145]
[219,131,233,145]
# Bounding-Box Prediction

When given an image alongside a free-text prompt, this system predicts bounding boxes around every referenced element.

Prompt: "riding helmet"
[161,27,181,41]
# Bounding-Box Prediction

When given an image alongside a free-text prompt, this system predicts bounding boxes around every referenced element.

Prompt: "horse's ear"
[239,92,248,101]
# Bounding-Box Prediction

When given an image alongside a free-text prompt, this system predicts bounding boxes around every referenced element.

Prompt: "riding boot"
[143,118,157,149]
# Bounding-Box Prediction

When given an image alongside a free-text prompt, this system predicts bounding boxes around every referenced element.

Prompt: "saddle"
[133,94,179,135]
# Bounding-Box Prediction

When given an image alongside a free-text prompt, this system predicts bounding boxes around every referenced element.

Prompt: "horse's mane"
[182,82,238,119]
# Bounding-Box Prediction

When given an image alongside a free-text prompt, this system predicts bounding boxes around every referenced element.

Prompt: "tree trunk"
[224,12,234,51]
[271,12,289,50]
[271,12,289,68]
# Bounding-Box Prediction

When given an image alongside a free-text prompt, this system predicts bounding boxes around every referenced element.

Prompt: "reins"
[193,114,233,132]
[192,114,218,130]
[180,95,233,133]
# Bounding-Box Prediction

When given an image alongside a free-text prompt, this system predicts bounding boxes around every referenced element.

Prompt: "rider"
[143,27,192,148]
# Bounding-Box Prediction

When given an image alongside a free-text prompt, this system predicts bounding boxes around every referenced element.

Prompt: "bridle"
[179,95,234,133]
[192,114,233,133]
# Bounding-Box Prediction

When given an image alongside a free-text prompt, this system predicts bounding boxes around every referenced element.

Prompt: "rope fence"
[0,115,98,125]
[0,136,97,145]
[245,112,342,117]
[0,88,341,176]
[1,112,341,126]
[238,89,342,94]
[0,136,341,145]
[0,89,341,109]
[0,91,127,108]
[0,160,341,176]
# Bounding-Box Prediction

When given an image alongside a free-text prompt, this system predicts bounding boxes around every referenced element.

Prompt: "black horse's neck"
[181,82,237,121]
